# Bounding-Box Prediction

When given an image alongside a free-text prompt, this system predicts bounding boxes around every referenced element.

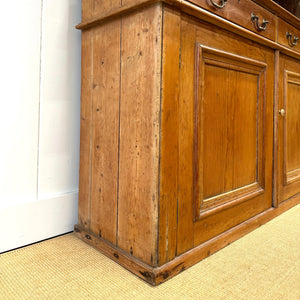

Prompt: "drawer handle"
[210,0,227,9]
[251,13,269,31]
[286,32,299,47]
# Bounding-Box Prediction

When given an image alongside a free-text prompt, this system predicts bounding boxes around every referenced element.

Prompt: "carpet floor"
[1,204,299,299]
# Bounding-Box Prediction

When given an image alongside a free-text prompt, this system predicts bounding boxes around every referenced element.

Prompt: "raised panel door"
[277,54,300,204]
[177,16,274,254]
[193,45,266,219]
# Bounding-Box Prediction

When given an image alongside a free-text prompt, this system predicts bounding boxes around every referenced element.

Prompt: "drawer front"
[189,0,276,41]
[278,18,300,53]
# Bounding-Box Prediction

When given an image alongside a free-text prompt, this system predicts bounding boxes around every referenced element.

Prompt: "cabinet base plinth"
[74,196,299,286]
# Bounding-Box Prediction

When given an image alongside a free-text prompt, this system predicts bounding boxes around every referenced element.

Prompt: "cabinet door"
[277,54,300,204]
[176,17,274,254]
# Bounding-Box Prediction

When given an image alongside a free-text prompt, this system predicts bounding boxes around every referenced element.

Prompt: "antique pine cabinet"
[75,0,300,285]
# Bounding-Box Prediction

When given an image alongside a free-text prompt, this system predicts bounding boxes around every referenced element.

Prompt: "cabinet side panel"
[118,5,162,266]
[159,6,180,266]
[176,18,196,255]
[78,30,93,229]
[89,20,121,244]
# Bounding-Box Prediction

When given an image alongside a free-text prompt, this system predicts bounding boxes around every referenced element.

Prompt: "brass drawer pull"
[286,32,299,47]
[210,0,227,9]
[251,13,269,31]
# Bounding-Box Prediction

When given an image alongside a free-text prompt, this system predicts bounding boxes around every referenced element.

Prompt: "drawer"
[189,0,277,41]
[278,18,300,53]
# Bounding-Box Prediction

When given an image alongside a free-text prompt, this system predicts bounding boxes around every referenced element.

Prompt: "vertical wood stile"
[78,29,93,229]
[117,4,162,266]
[273,50,280,207]
[263,48,275,212]
[177,18,196,255]
[158,6,180,266]
[89,20,121,244]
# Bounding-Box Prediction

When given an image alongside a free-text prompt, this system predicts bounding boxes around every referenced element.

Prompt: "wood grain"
[82,0,94,21]
[278,54,300,203]
[77,0,161,30]
[158,6,180,266]
[178,16,274,248]
[202,62,257,198]
[93,0,122,17]
[89,20,121,244]
[285,73,300,173]
[273,50,280,207]
[74,224,156,285]
[117,4,162,266]
[78,29,93,229]
[194,45,267,218]
[176,17,196,255]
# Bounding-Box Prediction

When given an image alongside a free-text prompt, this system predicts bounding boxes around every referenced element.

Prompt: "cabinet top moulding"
[78,0,161,29]
[77,0,300,60]
[77,0,300,30]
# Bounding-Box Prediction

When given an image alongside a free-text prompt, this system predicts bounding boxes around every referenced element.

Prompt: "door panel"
[194,45,266,218]
[177,17,274,254]
[285,72,300,181]
[278,55,300,203]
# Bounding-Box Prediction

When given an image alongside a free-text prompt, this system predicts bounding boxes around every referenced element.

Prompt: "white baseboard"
[0,192,78,253]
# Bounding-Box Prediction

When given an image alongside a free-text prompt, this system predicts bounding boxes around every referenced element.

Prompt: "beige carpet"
[1,205,299,299]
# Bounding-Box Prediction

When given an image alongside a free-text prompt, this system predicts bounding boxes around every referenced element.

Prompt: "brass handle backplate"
[286,32,299,47]
[251,13,269,31]
[210,0,227,9]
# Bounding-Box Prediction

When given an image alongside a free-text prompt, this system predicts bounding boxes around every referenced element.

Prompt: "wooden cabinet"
[75,0,300,285]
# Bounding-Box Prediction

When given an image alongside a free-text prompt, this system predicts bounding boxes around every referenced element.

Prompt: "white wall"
[0,0,81,253]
